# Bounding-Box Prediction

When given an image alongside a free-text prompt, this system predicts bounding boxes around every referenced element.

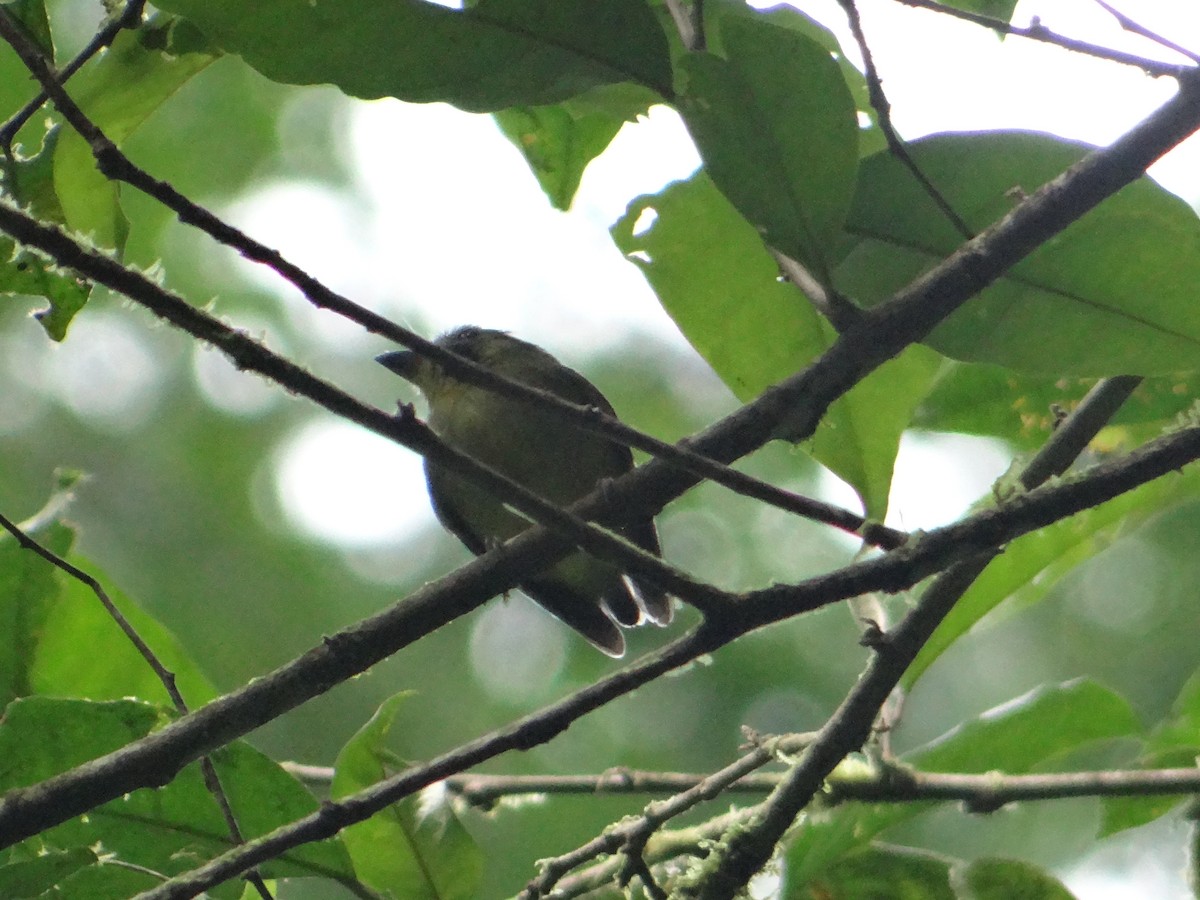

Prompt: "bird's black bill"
[376,349,418,380]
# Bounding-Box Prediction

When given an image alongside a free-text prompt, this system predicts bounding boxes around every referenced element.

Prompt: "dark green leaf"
[52,17,218,253]
[333,693,483,900]
[0,517,73,705]
[958,857,1077,899]
[0,846,96,897]
[706,2,884,156]
[911,680,1141,773]
[3,0,54,63]
[840,131,1200,375]
[790,843,956,899]
[495,81,660,210]
[1,699,351,893]
[153,0,671,112]
[677,13,858,275]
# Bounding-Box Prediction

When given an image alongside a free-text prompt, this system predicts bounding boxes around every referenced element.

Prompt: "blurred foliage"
[2,0,1200,898]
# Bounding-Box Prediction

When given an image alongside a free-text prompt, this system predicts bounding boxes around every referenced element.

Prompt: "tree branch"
[891,0,1189,77]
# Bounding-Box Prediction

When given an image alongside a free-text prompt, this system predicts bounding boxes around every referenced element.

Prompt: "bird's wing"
[426,462,490,555]
[537,363,635,475]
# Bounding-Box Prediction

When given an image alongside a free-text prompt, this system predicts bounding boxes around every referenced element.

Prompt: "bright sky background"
[229,2,1200,895]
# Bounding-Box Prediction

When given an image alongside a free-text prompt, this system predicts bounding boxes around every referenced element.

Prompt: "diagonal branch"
[891,0,1189,77]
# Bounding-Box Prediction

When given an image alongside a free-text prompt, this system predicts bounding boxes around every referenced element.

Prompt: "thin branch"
[771,250,864,332]
[837,0,973,240]
[550,810,756,900]
[0,11,896,550]
[0,510,184,707]
[521,733,812,898]
[444,762,1200,807]
[0,0,146,154]
[891,0,1190,78]
[1092,0,1200,64]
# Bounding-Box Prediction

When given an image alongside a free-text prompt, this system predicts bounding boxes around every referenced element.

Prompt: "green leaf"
[1101,665,1200,836]
[333,693,483,900]
[677,13,858,275]
[0,697,161,795]
[0,847,97,897]
[705,2,884,157]
[39,862,163,899]
[941,0,1019,22]
[0,130,94,339]
[1098,746,1194,837]
[3,0,54,63]
[154,0,671,112]
[51,17,218,252]
[0,698,353,894]
[904,465,1192,689]
[839,131,1200,375]
[790,844,956,899]
[496,83,659,209]
[914,364,1200,449]
[30,556,218,707]
[785,681,1137,887]
[613,172,938,517]
[88,741,354,891]
[910,680,1141,773]
[0,517,74,706]
[957,857,1078,899]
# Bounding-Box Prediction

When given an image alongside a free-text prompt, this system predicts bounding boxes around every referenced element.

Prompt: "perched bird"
[377,326,672,656]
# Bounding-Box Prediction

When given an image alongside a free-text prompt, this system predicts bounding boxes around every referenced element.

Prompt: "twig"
[891,0,1189,78]
[520,733,812,897]
[0,0,146,154]
[664,0,705,52]
[837,0,973,240]
[446,762,1200,806]
[1092,0,1200,64]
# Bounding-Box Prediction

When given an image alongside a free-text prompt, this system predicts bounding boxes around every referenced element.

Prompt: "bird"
[377,326,672,656]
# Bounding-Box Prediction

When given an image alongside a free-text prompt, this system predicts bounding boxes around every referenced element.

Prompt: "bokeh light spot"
[469,599,567,703]
[273,419,427,545]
